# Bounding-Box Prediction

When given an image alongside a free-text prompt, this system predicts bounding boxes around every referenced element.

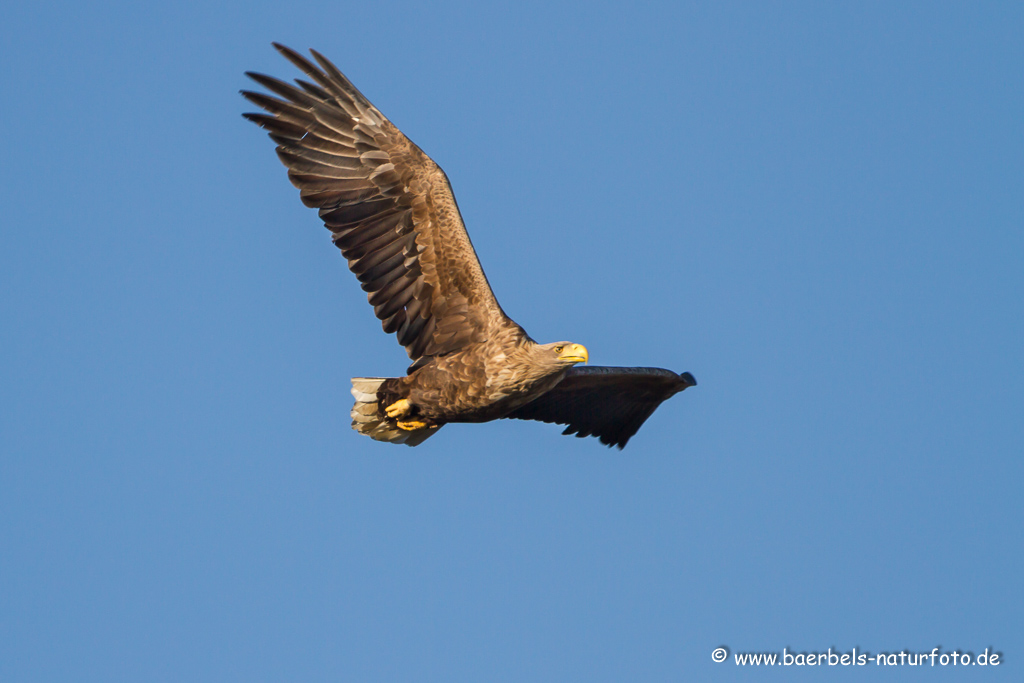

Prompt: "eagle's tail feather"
[350,377,439,446]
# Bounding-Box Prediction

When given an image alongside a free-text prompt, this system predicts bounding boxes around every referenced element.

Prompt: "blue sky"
[1,1,1021,681]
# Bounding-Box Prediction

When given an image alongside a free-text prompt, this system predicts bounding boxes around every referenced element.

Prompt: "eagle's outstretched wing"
[506,367,697,449]
[243,44,511,363]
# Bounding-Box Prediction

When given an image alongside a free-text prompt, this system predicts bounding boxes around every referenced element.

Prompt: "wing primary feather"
[279,134,360,158]
[288,172,369,192]
[341,223,405,260]
[349,232,412,275]
[320,198,398,228]
[357,251,408,289]
[272,43,326,80]
[396,310,428,345]
[331,212,403,249]
[295,78,331,101]
[275,143,363,169]
[276,150,368,179]
[240,90,307,119]
[381,309,406,333]
[243,113,308,140]
[245,72,321,109]
[273,44,367,117]
[368,272,416,306]
[301,185,378,209]
[308,49,376,111]
[373,280,417,319]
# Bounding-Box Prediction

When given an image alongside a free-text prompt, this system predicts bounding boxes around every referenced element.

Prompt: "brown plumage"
[243,44,696,449]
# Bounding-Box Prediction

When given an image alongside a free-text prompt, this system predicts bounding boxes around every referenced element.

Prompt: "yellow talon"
[397,419,430,431]
[385,399,411,418]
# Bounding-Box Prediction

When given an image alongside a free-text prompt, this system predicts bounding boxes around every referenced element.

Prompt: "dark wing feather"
[243,44,510,362]
[506,367,697,449]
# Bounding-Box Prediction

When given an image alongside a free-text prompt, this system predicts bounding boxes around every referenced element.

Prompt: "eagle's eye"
[554,345,564,353]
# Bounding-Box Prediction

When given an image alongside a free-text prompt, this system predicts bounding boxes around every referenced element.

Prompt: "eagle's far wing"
[243,44,510,363]
[505,367,697,449]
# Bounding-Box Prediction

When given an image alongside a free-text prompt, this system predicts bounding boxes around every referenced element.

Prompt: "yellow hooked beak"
[558,343,589,364]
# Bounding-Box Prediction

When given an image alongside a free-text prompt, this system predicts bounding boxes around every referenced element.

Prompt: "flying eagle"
[242,44,696,448]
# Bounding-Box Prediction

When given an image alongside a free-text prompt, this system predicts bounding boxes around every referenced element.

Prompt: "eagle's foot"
[384,399,412,419]
[397,419,431,431]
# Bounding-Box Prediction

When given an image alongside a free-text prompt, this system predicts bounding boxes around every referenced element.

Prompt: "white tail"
[350,378,439,446]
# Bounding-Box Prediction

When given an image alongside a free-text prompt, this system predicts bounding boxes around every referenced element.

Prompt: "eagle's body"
[244,44,696,448]
[381,335,577,424]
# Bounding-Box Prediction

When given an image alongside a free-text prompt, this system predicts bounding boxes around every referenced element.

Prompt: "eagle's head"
[540,341,589,366]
